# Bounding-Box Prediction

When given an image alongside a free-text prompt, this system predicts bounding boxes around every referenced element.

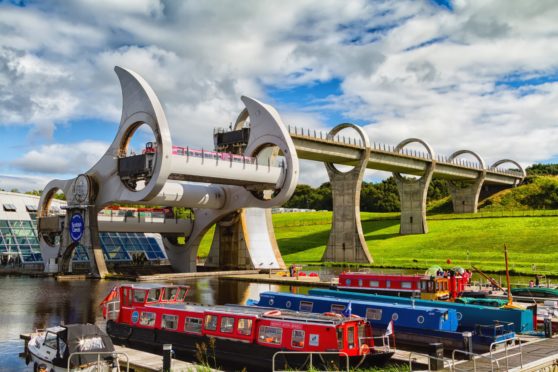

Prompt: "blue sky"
[1,0,558,190]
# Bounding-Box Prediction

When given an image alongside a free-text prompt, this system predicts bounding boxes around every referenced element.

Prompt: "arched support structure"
[448,150,487,213]
[321,124,373,263]
[38,67,299,275]
[490,159,526,185]
[171,96,298,272]
[393,138,436,235]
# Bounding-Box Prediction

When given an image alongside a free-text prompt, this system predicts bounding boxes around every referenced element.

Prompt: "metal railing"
[272,351,349,372]
[407,337,523,372]
[67,351,129,371]
[451,349,501,372]
[450,337,522,372]
[287,124,524,177]
[359,335,393,353]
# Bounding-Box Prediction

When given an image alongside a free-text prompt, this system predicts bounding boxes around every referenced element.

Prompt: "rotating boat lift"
[37,67,299,278]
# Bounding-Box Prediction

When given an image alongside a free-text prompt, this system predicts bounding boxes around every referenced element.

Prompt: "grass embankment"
[271,211,558,276]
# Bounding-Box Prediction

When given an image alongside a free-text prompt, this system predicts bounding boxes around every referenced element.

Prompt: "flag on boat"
[342,301,352,317]
[385,320,394,336]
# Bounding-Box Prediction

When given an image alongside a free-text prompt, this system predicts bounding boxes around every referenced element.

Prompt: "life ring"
[264,310,282,316]
[360,344,370,354]
[323,312,342,317]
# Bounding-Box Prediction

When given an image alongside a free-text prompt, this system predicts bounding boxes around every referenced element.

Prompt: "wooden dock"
[221,272,333,287]
[404,336,558,371]
[20,333,217,371]
[135,269,260,281]
[113,345,219,371]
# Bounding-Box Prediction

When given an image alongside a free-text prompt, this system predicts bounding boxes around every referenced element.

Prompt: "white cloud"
[1,0,558,189]
[11,141,110,175]
[0,174,52,192]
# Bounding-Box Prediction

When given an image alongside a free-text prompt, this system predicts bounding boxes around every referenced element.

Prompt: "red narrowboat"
[101,283,394,370]
[337,271,467,300]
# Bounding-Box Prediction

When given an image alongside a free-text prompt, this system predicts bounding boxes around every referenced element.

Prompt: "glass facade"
[0,192,168,266]
[0,219,167,264]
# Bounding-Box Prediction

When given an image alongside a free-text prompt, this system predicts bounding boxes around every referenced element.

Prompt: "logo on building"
[70,213,85,242]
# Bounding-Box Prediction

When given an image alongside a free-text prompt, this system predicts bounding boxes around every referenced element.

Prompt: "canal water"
[0,275,312,371]
[0,268,545,371]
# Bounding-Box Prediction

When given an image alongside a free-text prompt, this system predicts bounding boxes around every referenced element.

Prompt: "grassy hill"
[196,175,558,276]
[196,210,558,276]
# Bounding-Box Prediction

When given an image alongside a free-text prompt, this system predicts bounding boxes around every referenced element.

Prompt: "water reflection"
[0,267,542,371]
[0,276,312,371]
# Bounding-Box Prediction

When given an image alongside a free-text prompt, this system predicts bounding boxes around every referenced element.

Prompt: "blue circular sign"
[70,213,84,242]
[131,311,139,323]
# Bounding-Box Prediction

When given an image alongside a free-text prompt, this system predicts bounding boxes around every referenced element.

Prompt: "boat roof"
[45,325,66,334]
[260,291,450,313]
[145,302,356,325]
[341,272,426,278]
[119,283,188,290]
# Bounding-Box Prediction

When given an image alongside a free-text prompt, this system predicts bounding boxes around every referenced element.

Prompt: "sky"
[1,0,558,191]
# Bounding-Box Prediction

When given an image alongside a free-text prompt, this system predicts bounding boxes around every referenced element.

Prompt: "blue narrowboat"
[309,289,534,333]
[249,291,516,352]
[251,291,458,331]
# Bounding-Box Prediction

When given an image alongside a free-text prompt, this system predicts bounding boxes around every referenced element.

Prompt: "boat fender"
[264,310,282,316]
[360,344,370,354]
[323,312,342,317]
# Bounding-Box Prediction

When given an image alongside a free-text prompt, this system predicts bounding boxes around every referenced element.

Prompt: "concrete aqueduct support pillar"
[447,150,487,213]
[393,139,436,235]
[170,97,299,272]
[322,124,373,263]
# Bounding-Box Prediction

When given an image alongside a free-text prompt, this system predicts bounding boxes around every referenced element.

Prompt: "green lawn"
[197,211,558,276]
[273,211,558,276]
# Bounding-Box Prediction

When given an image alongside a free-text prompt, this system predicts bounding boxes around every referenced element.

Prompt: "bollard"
[163,344,173,372]
[462,331,473,360]
[544,317,553,338]
[428,342,444,371]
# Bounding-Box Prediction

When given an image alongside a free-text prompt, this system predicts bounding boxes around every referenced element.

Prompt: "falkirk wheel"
[37,67,299,278]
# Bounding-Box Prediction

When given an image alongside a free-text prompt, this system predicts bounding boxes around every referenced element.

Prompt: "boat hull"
[107,320,393,371]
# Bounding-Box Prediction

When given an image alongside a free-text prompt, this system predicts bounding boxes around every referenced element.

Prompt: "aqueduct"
[37,67,525,277]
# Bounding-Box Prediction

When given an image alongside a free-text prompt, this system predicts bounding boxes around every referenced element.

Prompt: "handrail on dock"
[68,351,130,372]
[451,349,500,372]
[272,351,349,372]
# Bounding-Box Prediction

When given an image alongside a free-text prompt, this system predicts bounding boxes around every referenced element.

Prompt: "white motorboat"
[26,323,125,372]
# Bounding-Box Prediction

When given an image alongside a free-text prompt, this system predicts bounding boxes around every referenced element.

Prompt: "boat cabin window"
[204,315,218,331]
[357,323,366,344]
[176,287,188,301]
[369,280,379,287]
[331,304,345,314]
[146,288,161,302]
[386,280,391,288]
[220,317,234,333]
[337,328,343,349]
[258,326,282,345]
[358,279,363,287]
[43,332,58,350]
[365,308,382,320]
[237,318,253,335]
[162,314,178,330]
[401,281,412,289]
[345,279,351,286]
[122,288,132,306]
[162,287,178,301]
[292,330,305,348]
[133,289,146,303]
[139,312,156,326]
[299,301,313,312]
[347,326,355,349]
[185,317,202,334]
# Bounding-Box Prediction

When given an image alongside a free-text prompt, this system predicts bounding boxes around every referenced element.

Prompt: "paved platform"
[221,272,332,287]
[407,336,558,371]
[114,345,219,371]
[135,269,260,281]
